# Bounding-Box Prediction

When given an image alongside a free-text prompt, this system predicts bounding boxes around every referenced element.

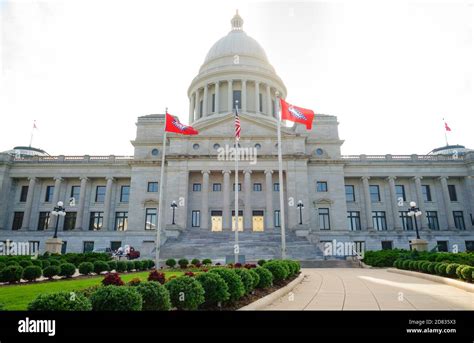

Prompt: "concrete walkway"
[262,268,474,310]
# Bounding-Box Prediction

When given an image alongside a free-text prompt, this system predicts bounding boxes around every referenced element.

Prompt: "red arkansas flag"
[165,113,198,135]
[444,122,451,132]
[280,98,315,130]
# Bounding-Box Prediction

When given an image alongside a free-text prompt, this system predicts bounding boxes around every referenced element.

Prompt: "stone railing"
[9,155,134,163]
[341,154,467,162]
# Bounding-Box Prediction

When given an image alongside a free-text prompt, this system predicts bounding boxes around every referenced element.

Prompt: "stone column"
[361,176,373,230]
[243,169,252,230]
[242,79,247,112]
[413,176,428,229]
[22,177,37,230]
[215,81,220,114]
[266,84,271,116]
[439,176,456,229]
[228,79,233,112]
[194,90,200,120]
[255,81,260,113]
[48,177,63,229]
[265,169,273,229]
[464,176,474,230]
[201,170,210,229]
[103,177,114,231]
[188,94,194,124]
[75,177,88,230]
[203,84,208,117]
[222,170,231,229]
[386,176,401,230]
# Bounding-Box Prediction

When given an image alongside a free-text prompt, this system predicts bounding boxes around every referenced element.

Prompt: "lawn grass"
[0,271,182,310]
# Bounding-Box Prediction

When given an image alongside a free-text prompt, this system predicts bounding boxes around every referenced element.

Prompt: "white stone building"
[1,13,473,260]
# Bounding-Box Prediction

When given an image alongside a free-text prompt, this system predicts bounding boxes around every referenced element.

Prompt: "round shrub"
[116,261,127,273]
[263,261,288,282]
[427,262,437,274]
[136,282,171,311]
[49,259,61,267]
[254,267,273,288]
[93,261,109,274]
[60,263,76,278]
[148,270,166,284]
[393,259,402,268]
[102,272,124,286]
[41,260,51,268]
[421,261,431,273]
[165,276,205,310]
[191,258,200,266]
[178,258,189,269]
[19,260,33,268]
[460,266,474,282]
[209,268,245,302]
[134,261,144,271]
[415,260,424,271]
[107,261,117,271]
[90,286,142,311]
[402,260,411,270]
[43,265,60,279]
[145,260,155,269]
[128,278,141,286]
[196,272,230,307]
[446,263,460,277]
[28,291,92,311]
[234,268,254,294]
[0,262,5,271]
[284,260,298,276]
[248,269,260,289]
[456,265,465,279]
[6,260,19,266]
[165,259,176,268]
[257,259,266,266]
[78,262,94,275]
[408,260,417,271]
[126,261,135,272]
[436,263,449,276]
[31,260,43,268]
[202,258,212,265]
[22,266,42,282]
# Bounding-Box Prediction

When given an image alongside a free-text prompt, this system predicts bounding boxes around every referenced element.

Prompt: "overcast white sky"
[0,0,473,156]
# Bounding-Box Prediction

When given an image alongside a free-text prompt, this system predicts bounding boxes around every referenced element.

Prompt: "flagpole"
[155,109,168,268]
[234,100,239,264]
[29,120,36,147]
[276,92,286,260]
[443,118,449,146]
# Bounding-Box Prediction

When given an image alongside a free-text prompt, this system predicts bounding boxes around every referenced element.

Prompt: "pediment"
[143,199,159,206]
[313,198,333,206]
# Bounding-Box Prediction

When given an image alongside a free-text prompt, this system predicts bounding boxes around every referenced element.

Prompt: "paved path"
[262,268,474,310]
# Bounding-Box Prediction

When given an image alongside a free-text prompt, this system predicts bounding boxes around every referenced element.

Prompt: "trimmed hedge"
[195,273,230,307]
[209,268,245,302]
[263,260,288,282]
[0,265,24,283]
[234,268,254,294]
[363,249,474,267]
[43,265,60,279]
[90,286,142,311]
[116,261,127,273]
[93,261,109,274]
[248,269,260,289]
[165,276,205,310]
[136,282,171,311]
[253,267,273,289]
[126,261,135,272]
[59,263,76,278]
[28,291,92,311]
[165,259,177,268]
[78,262,94,275]
[23,266,42,282]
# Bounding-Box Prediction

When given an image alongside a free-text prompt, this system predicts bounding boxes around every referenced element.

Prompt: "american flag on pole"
[234,102,241,140]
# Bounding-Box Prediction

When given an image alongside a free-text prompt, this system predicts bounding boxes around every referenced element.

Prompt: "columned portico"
[361,176,373,230]
[255,81,260,113]
[75,177,88,230]
[265,169,273,229]
[243,169,252,230]
[242,79,247,112]
[222,170,231,229]
[214,81,220,114]
[413,176,428,229]
[103,177,114,231]
[439,176,456,229]
[386,176,401,230]
[201,170,210,229]
[203,85,208,117]
[22,177,37,230]
[48,177,63,229]
[227,80,233,112]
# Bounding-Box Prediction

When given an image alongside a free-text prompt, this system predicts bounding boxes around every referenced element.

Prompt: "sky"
[0,0,473,156]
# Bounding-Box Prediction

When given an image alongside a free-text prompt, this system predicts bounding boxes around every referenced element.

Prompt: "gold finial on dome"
[231,10,243,31]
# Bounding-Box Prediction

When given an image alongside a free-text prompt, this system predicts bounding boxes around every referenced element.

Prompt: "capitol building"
[0,12,473,260]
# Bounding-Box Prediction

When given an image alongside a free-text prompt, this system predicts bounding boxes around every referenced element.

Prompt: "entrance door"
[232,210,243,231]
[211,211,223,232]
[252,211,264,232]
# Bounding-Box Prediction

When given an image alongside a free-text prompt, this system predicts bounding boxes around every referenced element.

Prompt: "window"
[395,185,406,202]
[381,241,393,250]
[233,183,241,192]
[70,186,80,202]
[437,241,448,252]
[399,211,413,231]
[465,241,474,252]
[213,183,221,192]
[20,186,28,202]
[120,185,130,203]
[12,212,24,230]
[453,211,465,230]
[193,183,201,192]
[316,181,328,192]
[147,182,158,192]
[115,212,128,231]
[274,210,280,227]
[369,185,380,202]
[145,208,157,230]
[95,186,106,202]
[83,241,94,253]
[89,212,104,231]
[61,241,67,254]
[37,212,50,231]
[212,93,216,112]
[253,183,262,192]
[111,241,122,251]
[255,143,261,149]
[151,148,159,156]
[193,143,200,150]
[63,212,76,231]
[45,186,54,202]
[422,185,432,202]
[233,90,242,109]
[273,183,280,192]
[213,143,220,150]
[372,211,387,231]
[426,211,439,230]
[319,208,330,230]
[448,185,457,201]
[199,100,203,117]
[259,93,263,112]
[192,210,200,227]
[347,211,361,231]
[345,185,355,202]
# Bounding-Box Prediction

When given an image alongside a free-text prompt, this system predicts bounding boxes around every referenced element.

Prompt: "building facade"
[1,13,473,260]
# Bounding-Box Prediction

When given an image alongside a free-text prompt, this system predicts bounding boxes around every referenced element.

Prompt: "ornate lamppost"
[170,201,178,225]
[297,200,304,225]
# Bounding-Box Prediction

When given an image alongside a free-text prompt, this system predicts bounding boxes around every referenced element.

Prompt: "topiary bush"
[401,260,411,270]
[446,263,460,277]
[421,261,431,273]
[28,291,92,311]
[257,259,266,266]
[460,266,474,282]
[78,262,94,275]
[128,278,141,286]
[145,260,155,269]
[254,267,273,289]
[90,286,142,311]
[102,272,124,286]
[19,260,33,268]
[41,260,51,269]
[408,260,417,271]
[191,258,200,266]
[116,261,127,273]
[31,260,43,268]
[456,265,465,279]
[195,272,230,308]
[209,268,245,302]
[48,259,61,267]
[126,261,135,272]
[248,269,260,289]
[134,261,144,271]
[427,262,437,274]
[136,282,171,311]
[234,268,254,294]
[178,258,189,269]
[107,261,117,271]
[148,270,166,284]
[22,266,42,282]
[43,265,60,279]
[202,258,212,265]
[263,260,288,282]
[59,263,76,278]
[93,261,109,275]
[165,259,177,268]
[165,276,205,310]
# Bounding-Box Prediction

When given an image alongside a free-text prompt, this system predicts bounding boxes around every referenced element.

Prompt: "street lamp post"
[170,201,178,225]
[407,201,422,239]
[51,201,66,239]
[297,200,304,225]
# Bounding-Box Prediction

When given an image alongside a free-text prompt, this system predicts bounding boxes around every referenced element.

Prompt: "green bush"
[31,260,43,268]
[144,260,155,269]
[41,260,51,268]
[78,262,94,275]
[93,261,109,274]
[134,261,144,271]
[126,261,135,272]
[202,258,212,265]
[363,249,405,267]
[19,260,33,268]
[191,258,200,266]
[234,268,254,294]
[421,261,431,273]
[107,261,117,271]
[415,260,425,271]
[22,266,42,282]
[254,267,273,288]
[427,262,437,274]
[165,276,205,310]
[284,260,299,276]
[436,263,449,276]
[195,273,230,308]
[49,259,61,267]
[401,260,411,270]
[28,291,92,311]
[76,285,101,299]
[460,266,474,282]
[408,260,417,271]
[165,259,177,268]
[263,260,288,282]
[116,261,127,273]
[0,262,5,271]
[456,265,465,279]
[446,263,460,277]
[178,258,189,269]
[90,286,142,311]
[59,263,76,278]
[257,259,266,266]
[43,265,60,279]
[136,282,171,311]
[248,269,260,289]
[209,268,245,302]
